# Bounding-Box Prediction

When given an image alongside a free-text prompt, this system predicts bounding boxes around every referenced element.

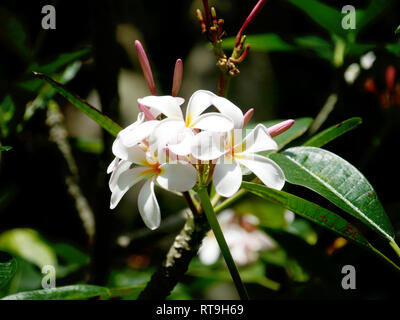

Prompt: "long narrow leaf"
[33,72,122,137]
[302,117,362,147]
[241,182,400,271]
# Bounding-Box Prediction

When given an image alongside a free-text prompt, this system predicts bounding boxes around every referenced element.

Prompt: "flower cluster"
[107,90,293,230]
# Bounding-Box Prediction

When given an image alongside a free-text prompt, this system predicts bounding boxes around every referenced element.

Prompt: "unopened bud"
[235,0,267,47]
[196,9,207,33]
[243,108,254,127]
[172,59,183,97]
[268,119,295,138]
[211,7,217,26]
[134,40,156,95]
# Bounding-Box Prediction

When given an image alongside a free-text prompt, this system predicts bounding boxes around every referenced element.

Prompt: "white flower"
[360,51,376,70]
[108,113,198,230]
[344,63,361,84]
[199,210,276,266]
[191,124,285,197]
[139,90,243,157]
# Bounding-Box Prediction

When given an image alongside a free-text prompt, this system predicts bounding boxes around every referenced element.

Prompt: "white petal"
[211,96,244,129]
[156,162,198,191]
[190,112,234,132]
[236,153,285,190]
[213,158,242,197]
[191,131,227,161]
[217,209,235,225]
[138,179,161,230]
[119,120,159,147]
[109,160,132,192]
[112,140,148,166]
[149,118,186,160]
[234,124,278,154]
[110,167,148,209]
[230,243,250,266]
[185,90,216,126]
[137,95,184,119]
[199,236,221,265]
[107,157,119,174]
[167,129,195,156]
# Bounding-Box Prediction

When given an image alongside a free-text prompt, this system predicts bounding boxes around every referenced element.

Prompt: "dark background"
[1,0,400,299]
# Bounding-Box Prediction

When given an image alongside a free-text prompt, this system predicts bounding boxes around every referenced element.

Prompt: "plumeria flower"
[199,209,276,266]
[138,90,243,157]
[108,114,198,230]
[191,124,286,197]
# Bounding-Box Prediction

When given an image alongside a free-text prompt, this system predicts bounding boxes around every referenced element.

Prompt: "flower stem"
[197,187,249,300]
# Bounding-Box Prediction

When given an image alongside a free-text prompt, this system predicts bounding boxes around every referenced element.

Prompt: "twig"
[138,206,209,299]
[46,100,95,243]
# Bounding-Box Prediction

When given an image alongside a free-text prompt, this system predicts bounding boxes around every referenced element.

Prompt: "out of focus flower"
[199,209,276,266]
[344,63,361,84]
[360,51,376,70]
[364,65,400,108]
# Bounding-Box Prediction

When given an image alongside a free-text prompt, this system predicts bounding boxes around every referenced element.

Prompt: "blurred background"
[0,0,400,299]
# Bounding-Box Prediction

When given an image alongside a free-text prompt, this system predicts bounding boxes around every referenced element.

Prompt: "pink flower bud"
[243,108,254,127]
[235,0,267,47]
[172,59,183,97]
[268,119,295,138]
[134,40,156,95]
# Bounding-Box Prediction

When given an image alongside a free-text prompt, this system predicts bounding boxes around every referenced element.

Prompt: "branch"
[138,207,209,300]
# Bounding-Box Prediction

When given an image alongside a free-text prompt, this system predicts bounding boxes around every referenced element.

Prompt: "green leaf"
[270,147,395,241]
[49,243,89,278]
[396,25,400,34]
[346,43,376,57]
[0,7,31,61]
[386,40,400,57]
[70,137,104,154]
[0,229,57,269]
[302,117,362,148]
[242,182,370,247]
[0,146,12,152]
[0,95,15,138]
[356,0,391,32]
[287,0,347,37]
[33,72,122,137]
[26,48,90,74]
[222,34,294,51]
[188,260,280,291]
[294,35,333,61]
[1,285,110,300]
[0,252,16,290]
[1,284,146,300]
